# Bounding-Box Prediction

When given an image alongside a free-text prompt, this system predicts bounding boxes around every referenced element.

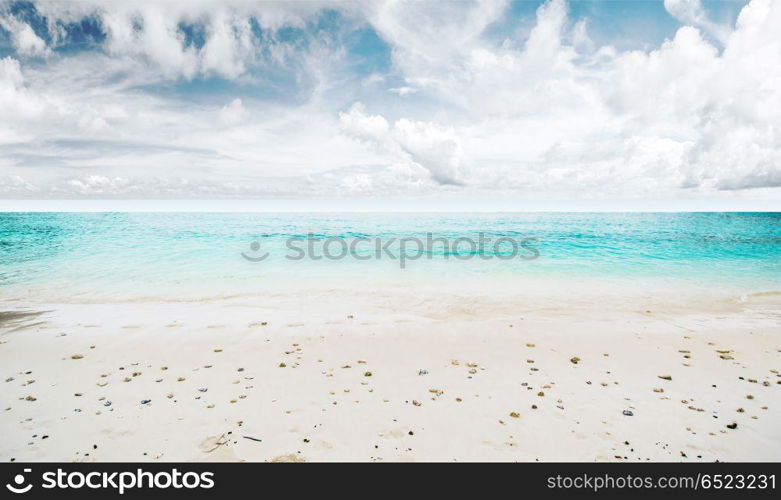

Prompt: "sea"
[1,212,779,302]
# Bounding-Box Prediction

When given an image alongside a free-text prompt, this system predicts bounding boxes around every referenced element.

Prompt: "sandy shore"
[1,285,780,462]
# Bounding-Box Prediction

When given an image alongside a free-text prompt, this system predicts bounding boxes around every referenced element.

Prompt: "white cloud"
[66,175,129,195]
[0,15,50,57]
[388,86,417,97]
[0,0,779,204]
[339,103,465,185]
[0,174,37,194]
[391,119,466,185]
[0,57,51,127]
[25,0,353,80]
[218,98,246,126]
[663,0,730,43]
[101,5,200,80]
[199,10,255,79]
[339,102,390,142]
[366,0,508,77]
[344,0,781,196]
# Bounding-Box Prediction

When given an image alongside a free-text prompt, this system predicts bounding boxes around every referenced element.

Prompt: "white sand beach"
[1,280,780,462]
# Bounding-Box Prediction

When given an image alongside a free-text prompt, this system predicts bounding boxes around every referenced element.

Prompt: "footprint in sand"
[379,428,408,439]
[199,435,228,453]
[269,453,306,463]
[198,434,238,461]
[301,439,333,451]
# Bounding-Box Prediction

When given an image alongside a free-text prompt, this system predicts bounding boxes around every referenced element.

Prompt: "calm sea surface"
[1,212,779,300]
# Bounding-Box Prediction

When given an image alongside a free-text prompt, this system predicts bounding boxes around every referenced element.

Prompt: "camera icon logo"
[241,240,269,262]
[6,469,33,494]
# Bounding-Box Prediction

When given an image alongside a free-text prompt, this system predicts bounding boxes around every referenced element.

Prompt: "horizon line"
[0,199,780,213]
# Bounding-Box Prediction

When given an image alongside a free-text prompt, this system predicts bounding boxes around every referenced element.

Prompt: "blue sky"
[0,1,745,104]
[0,0,779,206]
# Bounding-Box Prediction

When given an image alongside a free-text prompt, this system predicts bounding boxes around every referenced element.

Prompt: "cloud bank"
[0,0,779,204]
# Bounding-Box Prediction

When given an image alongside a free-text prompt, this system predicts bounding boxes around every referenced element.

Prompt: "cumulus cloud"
[200,11,256,79]
[218,98,246,126]
[15,0,346,80]
[340,103,465,185]
[0,15,50,57]
[0,57,51,129]
[339,103,390,142]
[364,0,508,80]
[101,4,200,79]
[348,0,781,195]
[663,0,730,43]
[0,0,779,204]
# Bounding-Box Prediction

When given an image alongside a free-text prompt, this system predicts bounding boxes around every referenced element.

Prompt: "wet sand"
[1,287,780,462]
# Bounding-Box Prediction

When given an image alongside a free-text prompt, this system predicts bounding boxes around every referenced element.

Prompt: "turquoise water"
[0,212,779,300]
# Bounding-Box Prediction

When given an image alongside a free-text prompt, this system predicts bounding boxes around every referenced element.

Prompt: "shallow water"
[0,212,779,301]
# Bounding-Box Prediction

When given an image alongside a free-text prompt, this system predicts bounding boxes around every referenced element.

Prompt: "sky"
[0,0,779,207]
